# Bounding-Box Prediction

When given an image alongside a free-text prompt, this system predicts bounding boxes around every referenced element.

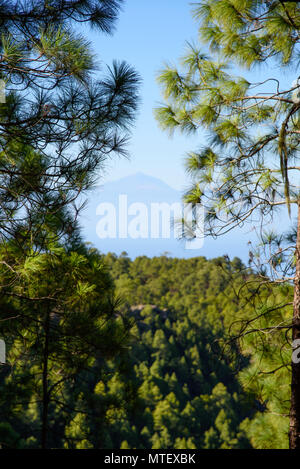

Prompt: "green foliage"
[0,252,292,448]
[62,253,289,449]
[0,239,131,448]
[156,2,299,258]
[194,0,300,67]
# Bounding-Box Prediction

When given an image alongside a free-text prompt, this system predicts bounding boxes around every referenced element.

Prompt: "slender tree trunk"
[41,308,50,450]
[290,199,300,449]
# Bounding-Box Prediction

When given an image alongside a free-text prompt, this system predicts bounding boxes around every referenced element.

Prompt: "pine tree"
[0,237,131,448]
[0,0,140,449]
[156,0,300,449]
[0,0,140,249]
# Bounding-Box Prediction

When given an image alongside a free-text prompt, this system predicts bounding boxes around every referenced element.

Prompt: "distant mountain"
[98,172,180,200]
[79,172,256,261]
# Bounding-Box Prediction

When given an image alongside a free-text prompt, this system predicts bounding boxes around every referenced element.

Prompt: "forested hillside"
[0,253,292,449]
[100,254,291,449]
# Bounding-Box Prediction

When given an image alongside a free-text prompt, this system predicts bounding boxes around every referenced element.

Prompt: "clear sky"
[86,0,201,191]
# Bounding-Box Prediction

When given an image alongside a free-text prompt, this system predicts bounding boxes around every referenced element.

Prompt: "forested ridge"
[0,252,292,449]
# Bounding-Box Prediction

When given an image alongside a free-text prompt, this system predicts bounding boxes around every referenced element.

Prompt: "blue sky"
[87,0,201,191]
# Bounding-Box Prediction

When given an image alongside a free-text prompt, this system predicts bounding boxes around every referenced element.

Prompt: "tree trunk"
[41,309,50,449]
[290,199,300,449]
